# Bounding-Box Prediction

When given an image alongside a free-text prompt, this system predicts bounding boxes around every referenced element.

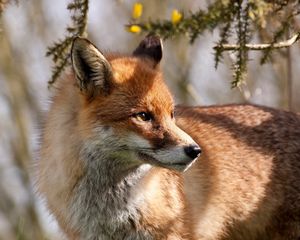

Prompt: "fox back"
[176,104,300,240]
[37,36,300,240]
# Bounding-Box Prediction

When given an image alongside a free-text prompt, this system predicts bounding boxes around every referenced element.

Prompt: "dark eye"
[134,112,153,122]
[171,110,175,119]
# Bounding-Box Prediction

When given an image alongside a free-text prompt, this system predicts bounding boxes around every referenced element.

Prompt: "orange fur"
[37,37,300,240]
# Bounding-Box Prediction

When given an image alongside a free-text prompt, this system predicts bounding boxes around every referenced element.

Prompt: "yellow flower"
[171,9,182,24]
[128,25,141,33]
[132,2,143,19]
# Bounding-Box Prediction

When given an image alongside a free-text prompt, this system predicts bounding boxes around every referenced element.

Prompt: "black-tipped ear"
[133,34,163,67]
[71,37,113,98]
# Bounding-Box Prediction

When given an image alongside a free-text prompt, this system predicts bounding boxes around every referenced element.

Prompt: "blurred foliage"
[47,0,300,88]
[0,0,17,15]
[0,11,46,240]
[0,0,8,14]
[46,0,89,87]
[128,0,300,87]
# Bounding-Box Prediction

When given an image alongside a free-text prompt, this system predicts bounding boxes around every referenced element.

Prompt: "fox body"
[37,36,300,240]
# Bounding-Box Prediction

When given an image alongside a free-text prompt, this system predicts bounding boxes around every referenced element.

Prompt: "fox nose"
[184,144,201,159]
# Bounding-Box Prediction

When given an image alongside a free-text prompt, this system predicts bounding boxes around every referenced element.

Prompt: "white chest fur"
[68,143,153,240]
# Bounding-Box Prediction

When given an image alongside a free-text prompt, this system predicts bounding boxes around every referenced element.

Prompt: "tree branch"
[214,32,300,51]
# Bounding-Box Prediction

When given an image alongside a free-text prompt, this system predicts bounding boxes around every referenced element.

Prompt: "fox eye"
[171,110,175,119]
[134,112,153,122]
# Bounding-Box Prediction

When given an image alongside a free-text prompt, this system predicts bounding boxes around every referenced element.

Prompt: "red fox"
[37,35,300,240]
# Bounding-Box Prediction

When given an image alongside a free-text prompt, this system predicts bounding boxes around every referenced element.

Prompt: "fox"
[36,35,300,240]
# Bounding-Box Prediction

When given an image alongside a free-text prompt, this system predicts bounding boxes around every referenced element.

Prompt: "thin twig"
[214,32,300,50]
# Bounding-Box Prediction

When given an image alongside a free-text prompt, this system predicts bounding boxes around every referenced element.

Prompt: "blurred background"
[0,0,299,239]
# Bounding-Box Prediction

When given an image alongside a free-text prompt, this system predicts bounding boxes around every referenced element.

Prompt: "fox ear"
[133,34,163,67]
[71,37,113,98]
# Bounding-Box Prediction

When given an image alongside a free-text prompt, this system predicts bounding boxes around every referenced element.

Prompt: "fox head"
[71,35,201,172]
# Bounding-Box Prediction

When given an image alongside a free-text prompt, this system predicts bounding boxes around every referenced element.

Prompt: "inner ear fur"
[71,37,113,99]
[133,34,163,67]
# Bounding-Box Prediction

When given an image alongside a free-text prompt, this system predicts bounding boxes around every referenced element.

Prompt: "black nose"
[184,144,201,159]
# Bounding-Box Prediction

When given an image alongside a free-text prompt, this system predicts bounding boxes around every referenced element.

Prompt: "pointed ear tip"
[132,34,163,65]
[73,36,83,44]
[144,34,162,47]
[145,33,161,40]
[72,37,90,50]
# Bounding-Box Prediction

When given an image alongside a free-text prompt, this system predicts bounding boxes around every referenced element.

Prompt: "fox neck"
[69,141,153,239]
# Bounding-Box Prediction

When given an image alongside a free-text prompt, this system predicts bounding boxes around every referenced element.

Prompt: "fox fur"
[36,35,300,240]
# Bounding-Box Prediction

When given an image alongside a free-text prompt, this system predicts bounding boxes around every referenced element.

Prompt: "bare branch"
[214,32,300,51]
